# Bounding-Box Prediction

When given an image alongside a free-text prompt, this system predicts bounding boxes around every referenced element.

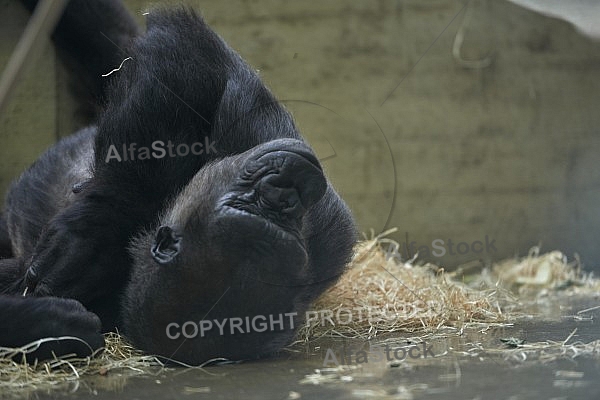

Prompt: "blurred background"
[1,0,599,271]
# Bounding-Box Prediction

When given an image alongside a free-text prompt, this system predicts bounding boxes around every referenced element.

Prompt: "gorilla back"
[1,6,356,365]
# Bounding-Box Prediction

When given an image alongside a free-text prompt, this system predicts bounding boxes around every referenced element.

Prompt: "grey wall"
[1,0,599,270]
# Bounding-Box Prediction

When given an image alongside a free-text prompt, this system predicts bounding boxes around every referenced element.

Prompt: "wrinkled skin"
[0,3,356,364]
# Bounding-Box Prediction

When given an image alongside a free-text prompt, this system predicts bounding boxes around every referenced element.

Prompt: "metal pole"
[0,0,68,116]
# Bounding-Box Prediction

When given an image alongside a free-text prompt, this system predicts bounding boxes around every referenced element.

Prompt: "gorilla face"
[122,139,329,362]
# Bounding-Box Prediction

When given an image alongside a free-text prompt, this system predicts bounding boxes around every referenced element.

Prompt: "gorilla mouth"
[217,143,327,237]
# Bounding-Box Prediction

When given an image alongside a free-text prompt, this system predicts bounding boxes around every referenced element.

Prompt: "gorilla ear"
[151,226,182,264]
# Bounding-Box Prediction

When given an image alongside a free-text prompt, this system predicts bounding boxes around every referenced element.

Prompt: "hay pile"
[0,333,163,392]
[296,230,514,342]
[493,246,600,293]
[297,231,600,342]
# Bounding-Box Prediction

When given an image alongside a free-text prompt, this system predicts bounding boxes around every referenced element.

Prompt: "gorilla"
[0,0,355,365]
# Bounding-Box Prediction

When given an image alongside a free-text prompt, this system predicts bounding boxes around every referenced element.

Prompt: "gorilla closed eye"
[151,226,182,264]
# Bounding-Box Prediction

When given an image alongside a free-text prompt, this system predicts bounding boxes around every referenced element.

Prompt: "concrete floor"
[3,294,599,399]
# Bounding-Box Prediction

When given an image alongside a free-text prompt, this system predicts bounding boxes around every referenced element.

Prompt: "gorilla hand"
[21,198,134,330]
[0,296,104,362]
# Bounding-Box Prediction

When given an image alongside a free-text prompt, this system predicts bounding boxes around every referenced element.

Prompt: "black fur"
[1,2,356,364]
[5,128,94,260]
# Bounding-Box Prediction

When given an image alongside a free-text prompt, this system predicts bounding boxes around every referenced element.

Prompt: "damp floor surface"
[3,295,600,400]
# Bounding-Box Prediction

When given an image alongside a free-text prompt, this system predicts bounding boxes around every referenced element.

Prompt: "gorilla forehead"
[162,158,242,231]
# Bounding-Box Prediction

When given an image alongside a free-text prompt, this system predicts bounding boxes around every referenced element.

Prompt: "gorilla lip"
[252,143,322,174]
[216,206,304,245]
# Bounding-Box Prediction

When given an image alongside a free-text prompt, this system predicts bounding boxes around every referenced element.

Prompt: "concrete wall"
[1,0,599,270]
